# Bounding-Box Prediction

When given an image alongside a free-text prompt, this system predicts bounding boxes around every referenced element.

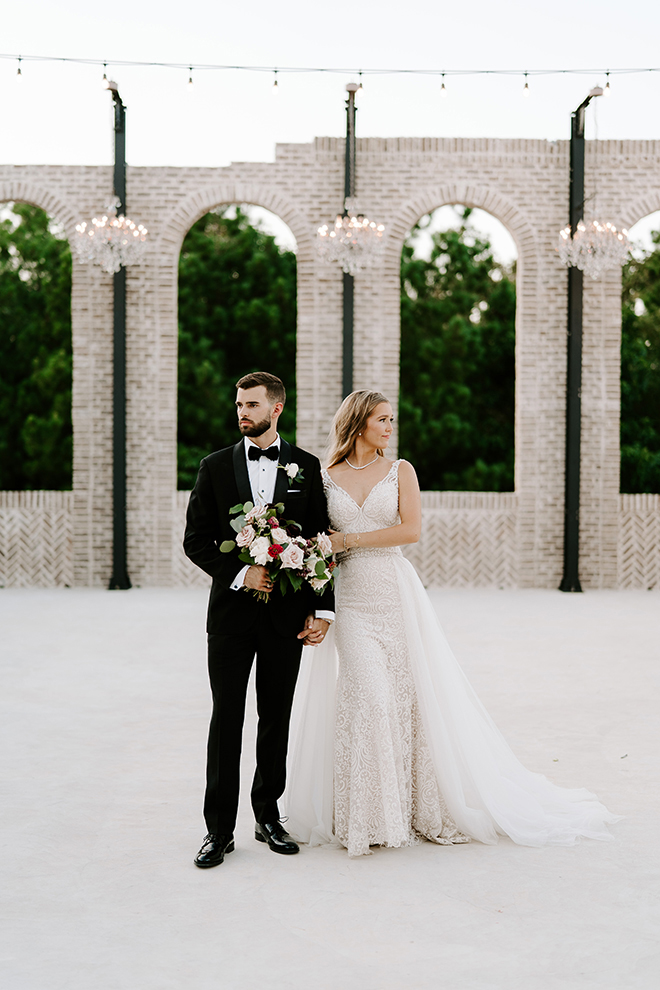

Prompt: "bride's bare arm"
[329,460,422,552]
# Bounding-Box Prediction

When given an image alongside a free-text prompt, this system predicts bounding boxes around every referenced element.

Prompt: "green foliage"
[177,207,297,489]
[0,203,72,490]
[399,209,516,491]
[621,233,660,493]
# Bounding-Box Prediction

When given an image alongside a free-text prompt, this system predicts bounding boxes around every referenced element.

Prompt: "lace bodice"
[323,460,403,560]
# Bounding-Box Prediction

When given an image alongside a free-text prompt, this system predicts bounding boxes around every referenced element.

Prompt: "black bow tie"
[248,445,279,462]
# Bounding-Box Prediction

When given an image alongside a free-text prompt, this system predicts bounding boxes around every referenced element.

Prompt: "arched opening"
[399,205,517,491]
[0,201,72,490]
[177,204,297,490]
[621,211,660,493]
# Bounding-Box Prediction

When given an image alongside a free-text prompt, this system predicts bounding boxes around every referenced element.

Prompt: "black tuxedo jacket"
[183,437,335,637]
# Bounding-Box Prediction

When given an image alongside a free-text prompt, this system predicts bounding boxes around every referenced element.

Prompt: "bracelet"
[343,533,361,551]
[343,533,348,551]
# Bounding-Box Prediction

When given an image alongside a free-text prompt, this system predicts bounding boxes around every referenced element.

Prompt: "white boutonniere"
[279,461,304,484]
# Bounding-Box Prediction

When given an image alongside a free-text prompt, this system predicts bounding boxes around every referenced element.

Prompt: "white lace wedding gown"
[282,460,620,857]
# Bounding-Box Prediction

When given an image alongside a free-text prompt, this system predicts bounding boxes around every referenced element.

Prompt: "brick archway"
[0,182,79,242]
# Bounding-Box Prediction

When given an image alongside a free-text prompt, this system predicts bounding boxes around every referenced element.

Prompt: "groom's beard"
[239,416,272,438]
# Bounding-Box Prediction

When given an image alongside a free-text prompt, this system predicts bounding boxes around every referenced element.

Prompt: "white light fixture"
[557,219,629,280]
[317,198,385,276]
[75,197,148,275]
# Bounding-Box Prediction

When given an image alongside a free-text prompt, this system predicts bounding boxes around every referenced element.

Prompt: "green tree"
[620,232,660,493]
[177,207,297,489]
[0,203,72,490]
[399,209,516,491]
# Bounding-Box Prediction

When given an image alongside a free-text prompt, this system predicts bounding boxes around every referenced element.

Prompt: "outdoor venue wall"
[1,137,659,590]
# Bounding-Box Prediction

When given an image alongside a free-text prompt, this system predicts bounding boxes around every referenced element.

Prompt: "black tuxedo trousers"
[184,438,334,834]
[205,610,303,832]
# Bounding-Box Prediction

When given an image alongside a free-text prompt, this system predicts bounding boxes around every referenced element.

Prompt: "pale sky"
[2,0,660,170]
[2,0,660,256]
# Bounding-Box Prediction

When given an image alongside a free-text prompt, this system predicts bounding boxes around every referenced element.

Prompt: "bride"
[283,390,620,857]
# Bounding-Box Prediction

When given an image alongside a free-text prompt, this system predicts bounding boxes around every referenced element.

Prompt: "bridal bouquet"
[220,501,336,601]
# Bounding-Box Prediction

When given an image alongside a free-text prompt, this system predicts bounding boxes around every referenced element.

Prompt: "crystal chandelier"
[75,198,148,274]
[557,219,629,280]
[317,198,386,276]
[316,82,386,276]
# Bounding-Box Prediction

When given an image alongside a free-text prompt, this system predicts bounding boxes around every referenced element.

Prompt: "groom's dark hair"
[235,371,286,406]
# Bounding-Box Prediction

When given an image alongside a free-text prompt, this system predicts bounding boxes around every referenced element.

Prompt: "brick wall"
[1,136,659,589]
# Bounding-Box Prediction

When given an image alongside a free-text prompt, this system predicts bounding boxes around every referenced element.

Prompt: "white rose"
[250,536,271,566]
[316,532,333,557]
[279,542,305,570]
[285,462,299,480]
[305,554,320,573]
[309,576,329,591]
[245,505,269,525]
[236,525,255,548]
[270,527,289,544]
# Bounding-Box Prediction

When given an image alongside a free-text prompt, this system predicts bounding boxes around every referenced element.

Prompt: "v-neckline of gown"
[324,459,399,510]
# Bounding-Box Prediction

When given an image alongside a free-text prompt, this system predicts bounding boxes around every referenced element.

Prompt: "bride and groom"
[184,371,619,867]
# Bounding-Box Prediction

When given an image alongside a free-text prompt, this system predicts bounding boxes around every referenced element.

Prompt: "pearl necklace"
[345,454,379,470]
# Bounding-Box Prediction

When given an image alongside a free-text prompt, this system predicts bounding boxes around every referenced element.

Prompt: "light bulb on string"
[187,67,194,90]
[16,57,22,78]
[273,69,278,94]
[102,63,108,89]
[357,71,363,95]
[523,72,530,97]
[604,72,611,96]
[440,73,447,98]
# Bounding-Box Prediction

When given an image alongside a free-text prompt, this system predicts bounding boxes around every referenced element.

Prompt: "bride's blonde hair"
[326,390,390,468]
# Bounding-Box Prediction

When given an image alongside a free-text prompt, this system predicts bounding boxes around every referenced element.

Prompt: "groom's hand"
[244,565,274,593]
[298,616,330,646]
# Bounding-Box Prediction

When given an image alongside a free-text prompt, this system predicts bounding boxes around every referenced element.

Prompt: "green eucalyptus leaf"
[219,540,236,553]
[229,503,244,515]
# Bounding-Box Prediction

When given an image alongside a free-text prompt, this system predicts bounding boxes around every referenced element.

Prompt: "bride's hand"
[328,529,345,554]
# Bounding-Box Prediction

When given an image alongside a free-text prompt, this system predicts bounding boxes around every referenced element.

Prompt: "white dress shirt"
[229,436,334,623]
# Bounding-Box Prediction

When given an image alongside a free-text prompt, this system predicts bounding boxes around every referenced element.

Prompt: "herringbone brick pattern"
[172,491,211,588]
[618,494,660,590]
[0,492,73,587]
[403,493,518,588]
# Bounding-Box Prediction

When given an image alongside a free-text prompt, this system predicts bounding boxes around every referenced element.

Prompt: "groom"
[184,371,334,868]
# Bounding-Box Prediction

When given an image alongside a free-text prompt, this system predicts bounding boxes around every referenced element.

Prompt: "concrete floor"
[1,587,659,990]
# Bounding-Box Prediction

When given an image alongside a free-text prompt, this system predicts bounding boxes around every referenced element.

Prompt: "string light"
[273,69,278,93]
[101,62,108,88]
[523,72,530,97]
[16,57,22,77]
[358,71,363,93]
[2,52,659,81]
[440,72,447,97]
[604,72,611,96]
[187,67,193,89]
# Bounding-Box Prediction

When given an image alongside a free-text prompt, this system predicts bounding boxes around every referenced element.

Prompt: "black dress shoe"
[194,832,235,868]
[255,821,299,855]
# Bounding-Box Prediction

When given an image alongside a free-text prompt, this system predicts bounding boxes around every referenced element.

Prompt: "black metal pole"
[342,84,358,399]
[559,95,593,593]
[108,89,131,590]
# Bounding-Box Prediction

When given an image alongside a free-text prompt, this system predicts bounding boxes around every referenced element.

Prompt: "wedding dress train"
[283,460,620,857]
